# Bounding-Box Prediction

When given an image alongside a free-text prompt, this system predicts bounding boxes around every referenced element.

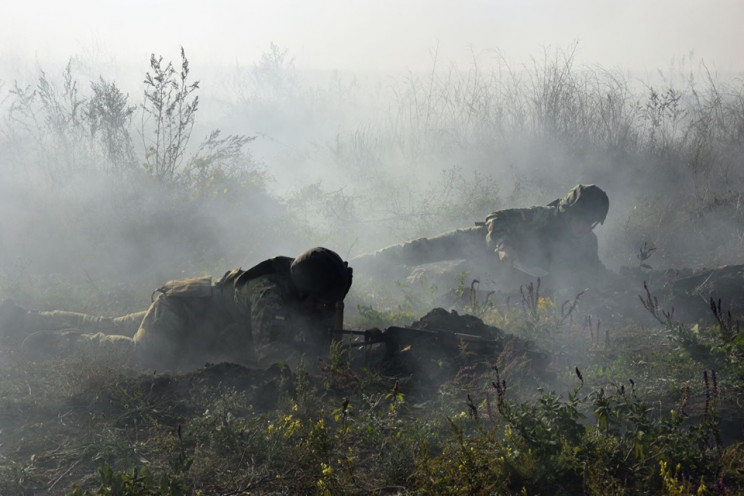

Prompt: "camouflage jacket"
[227,258,335,363]
[485,205,606,282]
[133,258,334,370]
[351,205,609,291]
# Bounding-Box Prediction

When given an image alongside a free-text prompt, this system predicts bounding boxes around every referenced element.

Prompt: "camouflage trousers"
[24,309,147,336]
[20,309,142,364]
[21,290,255,371]
[21,296,213,369]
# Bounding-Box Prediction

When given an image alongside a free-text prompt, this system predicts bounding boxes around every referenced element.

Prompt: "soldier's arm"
[236,276,329,369]
[581,232,610,274]
[486,207,556,258]
[578,232,621,287]
[235,277,293,350]
[352,226,488,269]
[485,208,529,256]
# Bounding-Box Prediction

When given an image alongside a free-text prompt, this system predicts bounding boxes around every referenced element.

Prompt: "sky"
[1,0,742,77]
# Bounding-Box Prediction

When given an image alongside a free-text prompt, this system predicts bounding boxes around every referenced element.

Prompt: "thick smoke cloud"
[0,42,742,320]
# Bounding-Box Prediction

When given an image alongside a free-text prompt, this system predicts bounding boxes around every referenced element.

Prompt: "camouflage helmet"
[290,247,353,303]
[558,184,609,224]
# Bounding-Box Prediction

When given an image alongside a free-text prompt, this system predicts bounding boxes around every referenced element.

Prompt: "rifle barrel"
[337,327,499,346]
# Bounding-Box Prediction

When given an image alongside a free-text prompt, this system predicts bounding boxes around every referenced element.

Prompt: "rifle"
[336,326,503,357]
[328,302,502,358]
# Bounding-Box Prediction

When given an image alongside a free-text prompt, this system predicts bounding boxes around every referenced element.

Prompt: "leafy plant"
[7,61,90,178]
[87,77,137,171]
[140,47,199,181]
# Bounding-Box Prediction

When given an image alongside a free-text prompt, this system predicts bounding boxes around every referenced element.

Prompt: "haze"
[1,0,743,313]
[2,0,742,74]
[2,3,744,491]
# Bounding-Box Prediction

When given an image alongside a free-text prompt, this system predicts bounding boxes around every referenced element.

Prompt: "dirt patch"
[409,307,502,338]
[355,308,544,395]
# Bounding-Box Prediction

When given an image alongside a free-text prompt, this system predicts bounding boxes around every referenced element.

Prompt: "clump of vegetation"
[0,326,741,495]
[0,47,287,311]
[5,48,258,189]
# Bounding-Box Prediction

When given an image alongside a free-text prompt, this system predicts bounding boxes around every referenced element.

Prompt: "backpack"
[151,276,213,301]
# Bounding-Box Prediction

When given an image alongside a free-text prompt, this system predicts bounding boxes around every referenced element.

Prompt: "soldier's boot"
[0,299,29,345]
[21,329,84,361]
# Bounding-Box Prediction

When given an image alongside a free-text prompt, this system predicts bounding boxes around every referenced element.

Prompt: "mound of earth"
[410,307,540,360]
[409,307,503,338]
[359,308,544,392]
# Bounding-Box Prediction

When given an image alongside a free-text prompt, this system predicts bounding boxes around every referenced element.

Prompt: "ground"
[0,300,743,495]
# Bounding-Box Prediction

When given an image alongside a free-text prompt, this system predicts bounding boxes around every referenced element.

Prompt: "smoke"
[0,44,742,319]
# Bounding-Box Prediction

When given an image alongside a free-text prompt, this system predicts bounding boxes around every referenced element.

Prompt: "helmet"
[290,247,353,303]
[558,184,609,225]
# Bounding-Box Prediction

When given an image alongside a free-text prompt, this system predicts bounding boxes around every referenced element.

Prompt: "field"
[0,46,743,494]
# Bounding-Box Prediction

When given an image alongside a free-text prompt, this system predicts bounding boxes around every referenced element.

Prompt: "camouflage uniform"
[353,185,609,292]
[18,255,343,370]
[352,226,493,275]
[22,309,146,338]
[484,205,606,288]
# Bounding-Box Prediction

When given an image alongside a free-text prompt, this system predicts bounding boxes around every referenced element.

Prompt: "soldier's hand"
[498,246,515,262]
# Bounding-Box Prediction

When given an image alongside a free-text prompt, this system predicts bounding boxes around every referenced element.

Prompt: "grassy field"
[0,46,743,494]
[0,286,742,495]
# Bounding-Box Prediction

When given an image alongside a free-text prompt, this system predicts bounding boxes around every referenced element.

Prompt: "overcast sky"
[1,0,742,77]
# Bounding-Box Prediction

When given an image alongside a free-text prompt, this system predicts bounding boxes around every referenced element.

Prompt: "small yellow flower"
[659,460,667,476]
[504,424,513,439]
[537,297,555,310]
[316,478,332,496]
[696,477,707,496]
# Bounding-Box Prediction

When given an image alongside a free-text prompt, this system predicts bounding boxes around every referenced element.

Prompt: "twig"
[48,459,80,492]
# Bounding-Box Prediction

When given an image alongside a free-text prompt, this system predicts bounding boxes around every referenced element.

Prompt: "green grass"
[0,293,742,496]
